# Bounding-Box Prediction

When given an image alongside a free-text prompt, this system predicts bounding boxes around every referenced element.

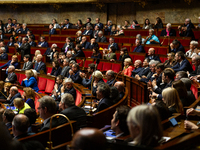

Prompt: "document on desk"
[159,136,171,144]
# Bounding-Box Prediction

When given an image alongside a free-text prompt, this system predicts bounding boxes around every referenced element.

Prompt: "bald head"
[134,60,142,68]
[71,128,106,150]
[148,48,155,56]
[36,54,43,62]
[114,81,125,92]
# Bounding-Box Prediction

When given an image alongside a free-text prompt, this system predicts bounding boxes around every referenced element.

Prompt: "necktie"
[35,63,39,70]
[65,46,68,53]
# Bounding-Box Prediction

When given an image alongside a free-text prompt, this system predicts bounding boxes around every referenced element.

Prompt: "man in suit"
[135,58,151,78]
[37,36,48,47]
[81,63,95,88]
[0,55,19,70]
[62,37,74,53]
[83,25,93,38]
[189,55,200,77]
[28,35,36,47]
[0,47,8,60]
[59,93,87,130]
[80,36,90,49]
[34,54,46,73]
[146,48,161,62]
[21,54,33,71]
[49,23,56,35]
[182,18,195,30]
[5,65,17,84]
[21,23,29,34]
[84,18,93,29]
[94,18,103,30]
[38,96,66,131]
[6,86,21,106]
[2,109,15,129]
[108,37,118,50]
[169,39,185,53]
[88,38,99,49]
[133,39,145,53]
[96,31,107,43]
[60,59,71,77]
[15,37,31,61]
[95,82,112,112]
[26,30,35,40]
[66,51,76,62]
[114,81,125,100]
[93,25,100,39]
[160,23,176,37]
[52,75,64,102]
[0,30,7,40]
[179,26,195,40]
[61,78,77,100]
[0,41,9,53]
[69,63,82,84]
[131,60,143,77]
[14,23,21,34]
[106,70,116,87]
[74,44,85,58]
[61,19,73,29]
[4,18,14,29]
[172,51,193,73]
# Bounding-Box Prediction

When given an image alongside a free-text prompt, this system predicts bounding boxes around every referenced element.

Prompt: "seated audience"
[37,36,48,47]
[22,87,35,109]
[110,25,117,35]
[60,59,71,77]
[91,47,101,59]
[26,30,35,40]
[62,37,74,53]
[136,34,145,44]
[144,29,160,44]
[186,41,199,58]
[154,17,163,29]
[15,36,22,47]
[0,41,8,53]
[175,71,188,81]
[114,25,124,36]
[84,17,93,29]
[171,51,193,72]
[61,19,72,29]
[127,104,162,147]
[103,46,116,61]
[163,53,177,68]
[104,20,113,33]
[75,19,83,29]
[2,109,15,129]
[135,58,151,78]
[169,39,185,53]
[0,81,7,99]
[133,39,145,53]
[106,70,115,86]
[66,51,76,62]
[28,35,36,47]
[21,54,33,71]
[59,93,87,130]
[74,44,85,58]
[21,23,29,34]
[68,63,82,84]
[61,78,77,100]
[178,25,195,40]
[96,31,107,43]
[160,23,176,36]
[24,108,37,133]
[131,60,143,77]
[128,20,139,29]
[108,37,118,50]
[182,18,195,29]
[92,70,105,96]
[89,38,99,49]
[81,63,95,89]
[44,43,58,60]
[7,37,15,46]
[114,81,125,99]
[52,18,61,29]
[93,25,100,39]
[21,70,39,92]
[189,55,200,77]
[142,18,153,29]
[51,75,64,102]
[32,50,41,63]
[49,23,56,35]
[5,65,17,84]
[76,30,82,44]
[15,37,30,61]
[80,36,90,49]
[94,18,103,30]
[122,58,133,77]
[14,98,31,114]
[49,60,62,77]
[0,55,19,70]
[5,25,13,34]
[34,54,46,73]
[0,47,8,60]
[83,25,93,37]
[146,48,161,62]
[118,47,131,63]
[122,20,130,29]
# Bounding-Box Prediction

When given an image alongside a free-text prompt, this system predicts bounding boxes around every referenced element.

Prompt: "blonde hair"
[25,70,34,78]
[127,104,163,147]
[14,98,24,109]
[23,87,35,101]
[92,70,103,79]
[35,50,41,56]
[162,87,183,113]
[12,55,17,59]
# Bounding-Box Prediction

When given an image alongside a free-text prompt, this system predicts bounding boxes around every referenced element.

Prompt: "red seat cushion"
[18,74,26,84]
[112,63,121,73]
[37,77,47,91]
[84,60,93,68]
[75,90,82,106]
[46,67,53,74]
[45,79,55,94]
[18,89,24,95]
[97,62,103,71]
[102,62,112,71]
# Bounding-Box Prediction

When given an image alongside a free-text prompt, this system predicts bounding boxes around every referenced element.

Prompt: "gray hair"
[135,60,142,65]
[9,65,15,71]
[108,20,112,24]
[186,18,191,22]
[97,82,110,98]
[52,43,57,48]
[61,93,75,107]
[77,30,82,34]
[166,23,171,27]
[149,60,159,66]
[64,78,73,83]
[38,96,57,114]
[107,70,115,77]
[117,25,122,29]
[69,60,76,64]
[23,37,28,42]
[193,55,200,61]
[149,29,154,32]
[12,114,29,133]
[1,47,5,52]
[190,40,199,47]
[67,51,72,55]
[98,31,103,35]
[23,23,27,26]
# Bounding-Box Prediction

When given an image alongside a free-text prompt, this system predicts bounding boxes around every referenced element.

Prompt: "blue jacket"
[51,66,62,76]
[108,43,118,50]
[0,53,8,60]
[26,98,35,109]
[38,41,49,47]
[95,23,104,30]
[133,45,145,53]
[83,30,93,36]
[131,67,143,77]
[9,92,21,106]
[170,44,185,53]
[171,58,193,73]
[81,42,90,49]
[0,60,19,69]
[137,67,150,77]
[70,70,82,84]
[49,28,57,35]
[21,77,39,92]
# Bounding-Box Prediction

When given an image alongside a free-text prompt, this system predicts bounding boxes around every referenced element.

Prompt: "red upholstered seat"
[84,60,94,68]
[37,77,47,92]
[18,89,24,95]
[76,59,84,67]
[156,47,168,55]
[18,74,26,84]
[132,55,145,62]
[97,61,103,71]
[8,46,16,53]
[159,56,168,63]
[75,90,82,106]
[111,63,121,73]
[98,43,109,49]
[35,96,39,113]
[84,51,93,58]
[45,79,55,94]
[116,53,120,60]
[191,84,198,99]
[102,62,112,71]
[46,67,53,74]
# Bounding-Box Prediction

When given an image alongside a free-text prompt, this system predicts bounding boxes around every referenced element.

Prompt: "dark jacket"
[145,55,161,62]
[9,92,21,106]
[74,50,85,58]
[49,28,57,35]
[34,61,46,73]
[160,29,176,36]
[38,41,48,47]
[6,72,17,84]
[64,87,77,101]
[17,42,31,61]
[169,43,185,53]
[51,66,62,76]
[96,97,113,112]
[133,45,145,53]
[171,58,193,72]
[96,36,107,43]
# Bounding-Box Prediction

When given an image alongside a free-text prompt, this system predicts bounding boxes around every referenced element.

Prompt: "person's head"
[136,34,142,41]
[86,25,91,30]
[56,75,64,85]
[36,54,43,62]
[76,44,82,50]
[190,40,199,50]
[52,60,60,68]
[51,43,57,49]
[124,58,132,67]
[172,80,188,99]
[98,31,103,37]
[144,18,150,25]
[13,19,17,24]
[8,18,12,23]
[90,38,96,44]
[69,60,76,67]
[59,93,75,111]
[162,68,175,83]
[77,19,82,25]
[153,101,170,121]
[135,39,142,46]
[25,70,34,79]
[120,47,128,56]
[27,30,32,36]
[92,70,103,82]
[88,63,95,73]
[127,104,163,147]
[149,29,154,36]
[166,23,171,31]
[175,71,188,81]
[143,58,150,67]
[175,51,185,62]
[192,55,200,67]
[94,25,99,31]
[23,54,30,62]
[12,30,17,36]
[18,36,22,42]
[38,96,57,120]
[107,20,112,26]
[35,50,41,57]
[95,18,100,23]
[2,109,15,124]
[109,37,114,44]
[64,78,73,90]
[23,87,35,101]
[185,18,191,25]
[72,63,79,72]
[167,53,175,61]
[156,17,162,24]
[76,30,82,36]
[114,81,125,93]
[134,60,142,68]
[9,36,14,43]
[172,39,180,49]
[71,128,106,150]
[24,108,37,125]
[22,23,27,29]
[105,70,115,81]
[64,19,69,24]
[116,25,122,31]
[149,60,159,73]
[180,78,191,91]
[92,47,99,56]
[111,106,130,135]
[81,36,87,43]
[12,55,18,62]
[96,82,110,99]
[66,51,72,59]
[14,98,25,109]
[7,65,15,73]
[110,86,120,103]
[109,46,116,53]
[155,63,165,75]
[12,114,29,137]
[52,18,57,24]
[87,17,91,23]
[148,48,155,56]
[132,20,138,25]
[40,36,45,42]
[28,35,34,42]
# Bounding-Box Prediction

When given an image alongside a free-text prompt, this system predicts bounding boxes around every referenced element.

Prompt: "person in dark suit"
[80,36,90,49]
[88,38,99,50]
[7,86,21,106]
[74,44,85,58]
[14,23,21,34]
[34,54,46,73]
[37,36,48,47]
[59,93,87,130]
[93,25,100,39]
[189,55,200,77]
[0,41,9,53]
[0,47,8,60]
[28,35,36,47]
[94,18,104,30]
[62,37,74,53]
[26,30,35,40]
[4,24,13,34]
[15,37,31,61]
[0,30,7,41]
[66,51,76,62]
[61,19,73,29]
[105,70,116,87]
[2,109,15,129]
[83,25,93,38]
[0,55,19,69]
[96,31,107,43]
[179,26,195,40]
[182,18,195,30]
[133,39,145,53]
[21,55,33,71]
[4,18,14,29]
[81,63,95,88]
[83,18,93,29]
[145,48,161,62]
[135,58,151,78]
[95,82,112,112]
[51,75,64,102]
[7,37,15,46]
[160,23,176,36]
[5,66,17,84]
[131,60,143,77]
[108,37,118,50]
[69,63,82,84]
[169,39,185,54]
[61,78,77,100]
[49,23,57,35]
[114,81,125,100]
[172,51,193,72]
[60,59,71,77]
[20,23,29,34]
[49,60,62,77]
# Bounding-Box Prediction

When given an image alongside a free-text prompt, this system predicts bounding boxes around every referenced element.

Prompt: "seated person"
[106,70,115,87]
[171,51,193,72]
[94,17,103,30]
[154,17,163,29]
[32,50,41,63]
[80,36,90,49]
[6,86,21,106]
[66,51,76,62]
[24,108,37,133]
[83,25,93,37]
[104,20,113,33]
[88,38,99,50]
[59,93,87,130]
[5,65,17,84]
[146,48,161,62]
[74,44,85,58]
[0,81,7,99]
[144,29,160,44]
[68,63,82,84]
[186,41,199,58]
[108,37,118,50]
[14,98,31,114]
[0,47,8,60]
[160,23,176,36]
[110,86,120,104]
[26,30,35,41]
[96,31,107,43]
[34,54,46,73]
[2,109,15,129]
[60,59,71,77]
[51,75,64,102]
[118,47,132,65]
[131,60,143,77]
[135,58,151,78]
[92,70,105,96]
[113,25,124,36]
[103,46,116,61]
[28,35,36,47]
[133,39,145,53]
[62,37,74,53]
[163,52,177,68]
[61,19,73,29]
[90,47,101,59]
[93,25,100,39]
[122,58,133,77]
[184,108,200,130]
[21,23,29,34]
[178,25,195,40]
[49,23,56,35]
[48,60,62,77]
[189,55,200,77]
[21,54,33,71]
[22,87,35,109]
[128,20,140,29]
[37,36,48,47]
[0,41,9,53]
[0,55,19,70]
[114,81,125,100]
[153,100,170,121]
[127,104,163,147]
[169,39,185,53]
[76,30,82,44]
[81,63,95,89]
[7,37,15,46]
[142,18,153,29]
[21,70,39,92]
[44,43,58,58]
[15,36,22,47]
[61,78,76,101]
